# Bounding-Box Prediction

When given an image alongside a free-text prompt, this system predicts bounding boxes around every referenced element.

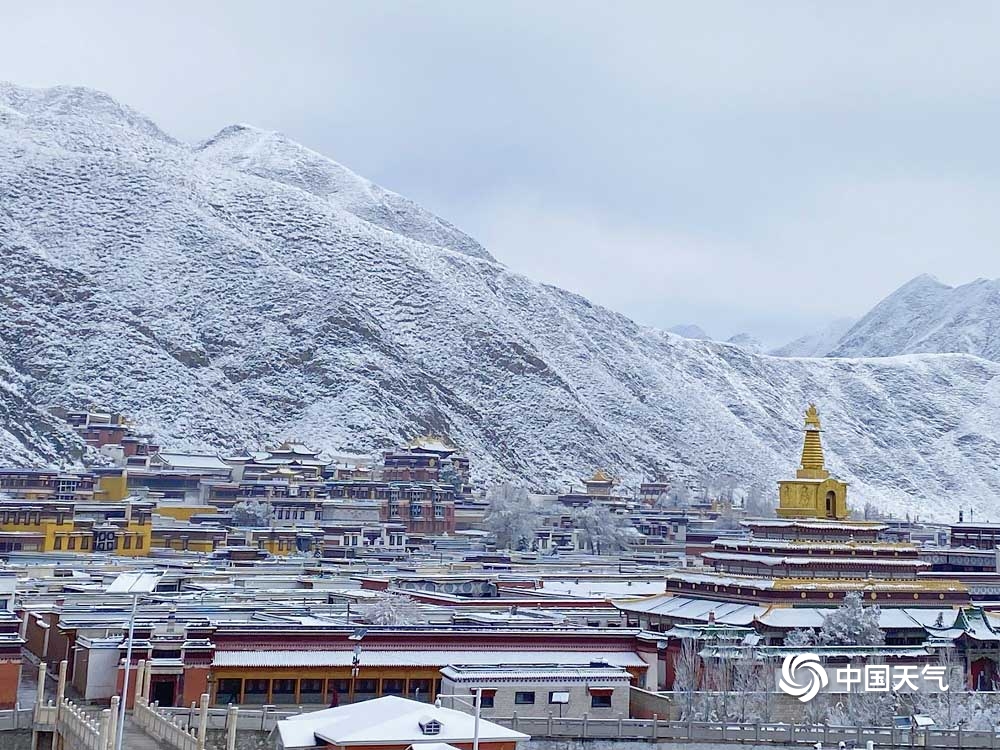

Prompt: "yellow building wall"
[95,472,129,502]
[152,537,217,553]
[156,505,219,521]
[115,520,152,557]
[0,519,77,552]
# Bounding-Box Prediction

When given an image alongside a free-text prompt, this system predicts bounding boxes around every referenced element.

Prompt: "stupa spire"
[799,403,826,475]
[778,403,846,519]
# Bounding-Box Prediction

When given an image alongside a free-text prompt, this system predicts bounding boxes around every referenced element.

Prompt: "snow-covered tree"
[730,650,769,722]
[672,637,701,719]
[826,666,899,727]
[911,647,972,728]
[743,481,775,518]
[655,483,692,509]
[482,483,538,550]
[571,505,634,554]
[783,628,816,648]
[231,499,272,527]
[817,592,884,647]
[439,463,464,495]
[357,592,422,626]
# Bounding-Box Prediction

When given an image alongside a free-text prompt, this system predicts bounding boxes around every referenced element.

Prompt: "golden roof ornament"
[805,403,821,429]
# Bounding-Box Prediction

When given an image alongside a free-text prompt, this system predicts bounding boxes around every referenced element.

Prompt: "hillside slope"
[2,83,1000,520]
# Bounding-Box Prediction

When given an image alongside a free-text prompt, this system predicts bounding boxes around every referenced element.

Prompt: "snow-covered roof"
[756,607,950,630]
[276,696,527,748]
[440,664,630,681]
[714,538,914,553]
[615,594,768,625]
[153,452,231,471]
[703,551,928,568]
[215,649,647,669]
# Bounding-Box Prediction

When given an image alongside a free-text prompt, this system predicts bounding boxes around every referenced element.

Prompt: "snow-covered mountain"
[828,275,1000,361]
[770,318,858,358]
[725,333,764,354]
[3,82,1000,520]
[667,324,711,340]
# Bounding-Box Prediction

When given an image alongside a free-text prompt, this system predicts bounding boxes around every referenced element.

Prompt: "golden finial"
[805,403,821,429]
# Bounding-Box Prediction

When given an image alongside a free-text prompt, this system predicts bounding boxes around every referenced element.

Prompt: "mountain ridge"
[3,82,1000,520]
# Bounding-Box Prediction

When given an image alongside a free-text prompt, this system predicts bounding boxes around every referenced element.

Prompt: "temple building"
[776,404,848,520]
[616,405,971,689]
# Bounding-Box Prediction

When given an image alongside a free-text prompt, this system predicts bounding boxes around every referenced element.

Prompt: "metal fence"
[490,715,1000,748]
[134,705,1000,749]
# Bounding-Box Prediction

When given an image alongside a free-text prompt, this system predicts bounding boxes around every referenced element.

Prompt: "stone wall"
[0,730,34,750]
[203,728,272,750]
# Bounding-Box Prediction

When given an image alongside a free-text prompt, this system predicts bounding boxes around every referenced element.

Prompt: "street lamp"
[108,571,162,750]
[436,688,483,750]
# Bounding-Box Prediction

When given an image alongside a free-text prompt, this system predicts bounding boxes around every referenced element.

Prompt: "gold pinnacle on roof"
[797,403,829,480]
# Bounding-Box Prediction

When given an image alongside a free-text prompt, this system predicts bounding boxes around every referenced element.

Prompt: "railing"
[148,704,1000,749]
[0,707,36,730]
[159,704,296,732]
[134,698,200,750]
[490,714,1000,748]
[137,698,239,750]
[54,698,112,750]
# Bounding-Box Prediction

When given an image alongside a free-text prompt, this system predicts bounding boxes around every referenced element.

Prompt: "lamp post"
[436,688,483,750]
[108,572,162,750]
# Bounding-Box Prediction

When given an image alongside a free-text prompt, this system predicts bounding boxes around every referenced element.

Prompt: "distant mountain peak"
[668,324,711,340]
[828,275,1000,361]
[726,333,763,353]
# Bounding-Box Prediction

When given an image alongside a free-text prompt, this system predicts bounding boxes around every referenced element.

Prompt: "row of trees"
[481,482,636,553]
[671,593,995,730]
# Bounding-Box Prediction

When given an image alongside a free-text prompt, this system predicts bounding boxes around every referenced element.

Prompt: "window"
[410,504,423,518]
[272,679,295,703]
[243,679,269,704]
[354,678,378,702]
[53,536,63,551]
[589,688,614,708]
[299,679,324,704]
[136,535,144,549]
[515,691,535,705]
[326,679,351,706]
[215,678,242,705]
[475,690,495,709]
[409,679,433,702]
[68,537,76,550]
[381,678,405,696]
[81,537,91,551]
[419,719,441,736]
[434,504,444,519]
[123,535,132,549]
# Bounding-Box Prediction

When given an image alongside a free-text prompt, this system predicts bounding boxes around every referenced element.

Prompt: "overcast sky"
[5,2,1000,346]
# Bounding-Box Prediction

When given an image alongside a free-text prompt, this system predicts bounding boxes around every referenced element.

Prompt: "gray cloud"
[5,1,1000,345]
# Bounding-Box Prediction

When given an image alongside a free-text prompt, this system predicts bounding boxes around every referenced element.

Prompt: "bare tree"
[672,637,701,720]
